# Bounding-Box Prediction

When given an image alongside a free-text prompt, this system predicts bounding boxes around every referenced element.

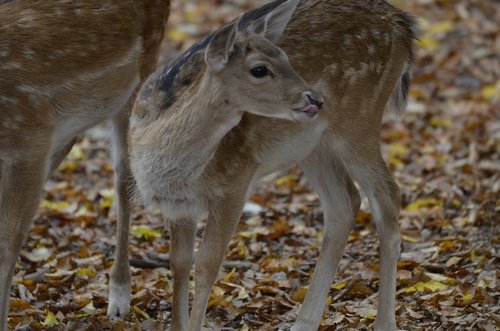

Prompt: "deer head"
[203,0,323,122]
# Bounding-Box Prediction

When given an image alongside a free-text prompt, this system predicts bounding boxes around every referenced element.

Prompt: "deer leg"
[292,142,360,331]
[350,151,400,331]
[107,110,134,318]
[188,196,246,331]
[169,220,197,331]
[0,152,49,331]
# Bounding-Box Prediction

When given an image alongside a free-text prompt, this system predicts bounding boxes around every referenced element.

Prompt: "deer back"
[0,0,169,158]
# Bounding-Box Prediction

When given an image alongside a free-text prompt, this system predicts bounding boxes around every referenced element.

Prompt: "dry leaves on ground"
[8,0,499,330]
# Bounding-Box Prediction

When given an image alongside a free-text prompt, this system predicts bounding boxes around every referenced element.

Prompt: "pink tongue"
[301,104,319,114]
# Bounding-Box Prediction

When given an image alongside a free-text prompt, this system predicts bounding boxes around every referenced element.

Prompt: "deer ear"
[205,21,238,72]
[247,0,299,43]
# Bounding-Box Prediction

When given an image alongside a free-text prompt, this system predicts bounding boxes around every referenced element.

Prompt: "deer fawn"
[130,0,416,330]
[0,0,170,329]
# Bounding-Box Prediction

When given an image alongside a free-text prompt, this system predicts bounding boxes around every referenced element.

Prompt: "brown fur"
[131,0,416,330]
[0,1,170,329]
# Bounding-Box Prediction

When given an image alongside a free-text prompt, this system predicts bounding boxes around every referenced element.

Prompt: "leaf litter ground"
[8,0,499,330]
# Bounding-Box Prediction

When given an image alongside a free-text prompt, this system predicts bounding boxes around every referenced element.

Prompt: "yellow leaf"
[223,268,237,282]
[355,307,377,320]
[426,21,454,35]
[236,287,249,300]
[60,161,78,172]
[39,200,71,211]
[471,249,486,265]
[420,36,439,50]
[75,311,89,318]
[75,310,89,318]
[42,310,58,327]
[430,117,453,128]
[405,198,442,212]
[401,234,419,243]
[459,293,474,302]
[99,188,114,209]
[167,28,190,42]
[325,296,332,307]
[388,143,408,157]
[131,225,162,240]
[331,281,348,290]
[68,145,84,160]
[76,268,96,278]
[237,240,249,258]
[275,174,296,186]
[132,305,150,319]
[481,83,499,101]
[402,280,448,293]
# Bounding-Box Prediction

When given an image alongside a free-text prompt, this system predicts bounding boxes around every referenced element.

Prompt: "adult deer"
[0,1,170,329]
[130,0,416,330]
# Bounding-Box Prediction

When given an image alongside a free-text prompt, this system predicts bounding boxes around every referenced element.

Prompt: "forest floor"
[8,0,499,330]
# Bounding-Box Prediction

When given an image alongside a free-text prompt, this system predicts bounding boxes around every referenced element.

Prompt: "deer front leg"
[292,144,360,331]
[188,196,246,331]
[0,153,49,331]
[107,110,134,318]
[169,220,197,331]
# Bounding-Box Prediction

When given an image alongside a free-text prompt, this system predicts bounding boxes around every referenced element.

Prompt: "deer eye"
[250,66,269,78]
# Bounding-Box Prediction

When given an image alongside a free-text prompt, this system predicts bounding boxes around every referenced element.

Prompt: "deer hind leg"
[107,110,134,318]
[292,140,360,331]
[169,220,197,331]
[0,148,50,331]
[349,148,401,331]
[188,195,247,331]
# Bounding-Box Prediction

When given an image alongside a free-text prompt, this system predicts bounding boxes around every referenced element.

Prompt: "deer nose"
[306,92,323,110]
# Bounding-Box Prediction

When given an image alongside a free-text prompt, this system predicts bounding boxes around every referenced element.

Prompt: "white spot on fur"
[329,63,338,75]
[17,9,38,28]
[384,32,391,45]
[343,34,352,46]
[53,8,63,16]
[2,62,21,69]
[0,96,17,105]
[368,45,376,55]
[359,63,369,76]
[356,28,368,40]
[23,49,36,59]
[343,67,356,79]
[2,114,23,130]
[17,84,39,94]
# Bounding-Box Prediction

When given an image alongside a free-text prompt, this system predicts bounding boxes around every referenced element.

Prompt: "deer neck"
[160,72,243,180]
[178,73,241,148]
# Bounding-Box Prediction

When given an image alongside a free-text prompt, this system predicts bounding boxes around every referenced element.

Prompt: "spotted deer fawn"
[130,0,416,330]
[0,0,170,329]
